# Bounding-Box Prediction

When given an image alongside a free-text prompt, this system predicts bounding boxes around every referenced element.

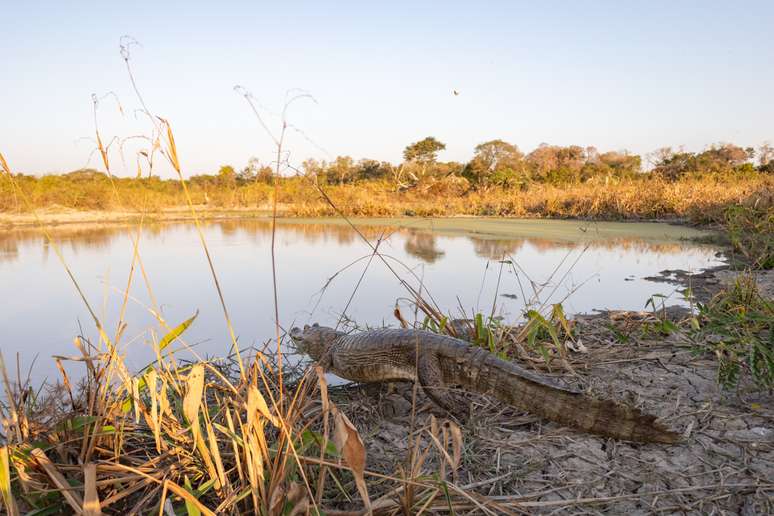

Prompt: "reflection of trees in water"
[0,226,122,263]
[471,234,703,259]
[212,220,394,246]
[0,233,19,263]
[404,231,445,263]
[470,238,526,260]
[0,219,714,266]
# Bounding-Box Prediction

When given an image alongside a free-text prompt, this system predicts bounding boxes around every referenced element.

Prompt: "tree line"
[198,138,773,192]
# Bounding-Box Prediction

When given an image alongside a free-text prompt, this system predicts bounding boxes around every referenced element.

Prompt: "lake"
[0,217,723,385]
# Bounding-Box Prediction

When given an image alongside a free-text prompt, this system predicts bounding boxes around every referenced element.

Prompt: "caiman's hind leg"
[417,356,469,418]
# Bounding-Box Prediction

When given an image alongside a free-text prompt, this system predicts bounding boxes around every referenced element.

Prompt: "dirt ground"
[321,268,774,514]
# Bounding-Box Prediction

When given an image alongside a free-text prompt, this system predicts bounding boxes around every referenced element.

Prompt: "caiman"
[290,324,679,444]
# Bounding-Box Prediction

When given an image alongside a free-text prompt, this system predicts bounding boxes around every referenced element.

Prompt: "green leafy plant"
[606,323,632,345]
[521,303,574,363]
[643,294,679,336]
[691,273,773,390]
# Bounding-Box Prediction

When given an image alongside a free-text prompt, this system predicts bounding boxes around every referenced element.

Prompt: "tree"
[701,143,749,168]
[301,158,327,184]
[525,144,584,183]
[326,156,355,185]
[652,150,697,180]
[355,159,392,181]
[559,146,585,168]
[464,139,524,187]
[758,143,773,171]
[598,151,641,178]
[525,144,560,181]
[585,146,599,164]
[254,165,274,184]
[217,165,237,187]
[302,158,324,176]
[237,157,261,184]
[403,137,446,164]
[648,147,676,169]
[404,233,445,263]
[650,143,751,180]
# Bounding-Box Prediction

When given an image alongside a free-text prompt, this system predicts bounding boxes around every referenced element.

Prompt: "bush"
[722,192,774,269]
[692,273,773,390]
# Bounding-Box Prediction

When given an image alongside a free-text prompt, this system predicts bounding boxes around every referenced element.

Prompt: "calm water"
[0,218,722,384]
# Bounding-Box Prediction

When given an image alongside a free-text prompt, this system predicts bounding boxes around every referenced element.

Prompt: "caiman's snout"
[289,323,320,341]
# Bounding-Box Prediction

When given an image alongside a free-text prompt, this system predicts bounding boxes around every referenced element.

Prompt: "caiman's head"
[289,323,344,361]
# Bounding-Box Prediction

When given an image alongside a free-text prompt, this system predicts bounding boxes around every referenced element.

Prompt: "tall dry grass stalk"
[116,37,247,380]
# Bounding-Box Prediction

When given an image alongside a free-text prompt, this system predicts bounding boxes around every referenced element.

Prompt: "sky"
[2,1,773,177]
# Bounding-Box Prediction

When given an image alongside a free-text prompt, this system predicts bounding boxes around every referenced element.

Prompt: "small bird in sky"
[453,90,459,96]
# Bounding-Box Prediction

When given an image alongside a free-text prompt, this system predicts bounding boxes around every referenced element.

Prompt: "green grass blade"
[159,310,199,351]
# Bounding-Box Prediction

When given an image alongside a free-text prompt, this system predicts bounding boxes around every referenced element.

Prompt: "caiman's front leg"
[417,355,468,417]
[317,347,335,372]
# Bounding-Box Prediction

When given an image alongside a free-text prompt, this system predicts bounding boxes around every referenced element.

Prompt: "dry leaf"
[31,448,84,513]
[0,152,10,174]
[183,364,205,442]
[566,338,588,353]
[83,463,102,515]
[333,408,370,512]
[247,385,280,428]
[145,370,160,452]
[269,485,285,515]
[163,480,215,516]
[315,365,329,413]
[448,421,463,471]
[287,482,309,516]
[96,133,110,171]
[0,445,19,516]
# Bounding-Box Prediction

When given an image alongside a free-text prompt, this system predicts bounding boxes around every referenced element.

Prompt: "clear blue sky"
[2,1,773,176]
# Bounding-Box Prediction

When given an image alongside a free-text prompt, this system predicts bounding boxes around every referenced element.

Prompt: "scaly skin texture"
[291,325,680,444]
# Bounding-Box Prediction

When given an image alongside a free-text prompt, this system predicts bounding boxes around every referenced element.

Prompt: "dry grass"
[288,175,773,222]
[2,172,772,224]
[0,331,518,514]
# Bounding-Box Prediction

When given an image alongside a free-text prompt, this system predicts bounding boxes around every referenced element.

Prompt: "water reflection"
[404,232,445,263]
[0,219,717,266]
[0,225,123,262]
[470,238,526,260]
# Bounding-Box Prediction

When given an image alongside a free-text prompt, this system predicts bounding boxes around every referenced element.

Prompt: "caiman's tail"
[532,389,681,444]
[480,357,681,444]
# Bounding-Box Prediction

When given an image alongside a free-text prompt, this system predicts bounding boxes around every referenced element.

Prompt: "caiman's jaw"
[289,323,342,361]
